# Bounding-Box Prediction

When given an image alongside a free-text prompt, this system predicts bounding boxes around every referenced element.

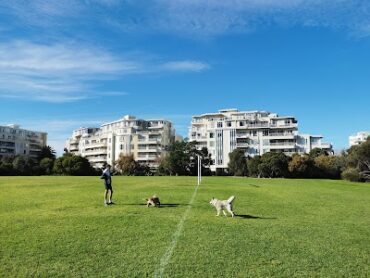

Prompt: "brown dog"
[146,195,161,207]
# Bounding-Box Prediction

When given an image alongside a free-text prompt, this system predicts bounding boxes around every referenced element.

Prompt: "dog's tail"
[227,196,235,204]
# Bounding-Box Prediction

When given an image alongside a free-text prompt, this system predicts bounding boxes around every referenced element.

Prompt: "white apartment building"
[349,131,370,147]
[0,124,47,160]
[189,109,332,172]
[65,115,175,169]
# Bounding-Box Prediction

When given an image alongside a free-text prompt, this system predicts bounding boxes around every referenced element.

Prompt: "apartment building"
[0,124,47,160]
[65,115,175,169]
[189,109,332,172]
[349,131,370,147]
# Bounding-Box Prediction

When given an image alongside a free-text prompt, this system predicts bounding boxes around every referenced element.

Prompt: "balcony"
[88,156,107,162]
[236,143,249,148]
[84,149,108,156]
[137,155,158,161]
[137,148,160,153]
[69,146,79,152]
[268,133,296,139]
[269,142,296,149]
[138,139,161,145]
[86,142,107,148]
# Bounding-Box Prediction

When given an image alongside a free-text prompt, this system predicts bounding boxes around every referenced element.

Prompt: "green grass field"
[1,176,370,277]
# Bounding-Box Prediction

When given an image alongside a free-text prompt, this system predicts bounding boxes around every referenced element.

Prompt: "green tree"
[228,149,248,176]
[53,153,96,176]
[258,152,290,178]
[187,144,212,176]
[247,155,262,177]
[40,157,54,175]
[288,154,314,178]
[158,141,212,176]
[309,148,328,159]
[0,156,15,176]
[346,137,370,181]
[37,145,56,161]
[12,156,33,175]
[314,155,344,179]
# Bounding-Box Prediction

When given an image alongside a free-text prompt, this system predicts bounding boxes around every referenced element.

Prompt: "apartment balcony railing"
[138,139,161,144]
[236,143,249,148]
[312,143,332,149]
[269,142,296,149]
[84,149,108,156]
[69,139,79,144]
[138,148,160,153]
[137,155,158,161]
[88,156,107,162]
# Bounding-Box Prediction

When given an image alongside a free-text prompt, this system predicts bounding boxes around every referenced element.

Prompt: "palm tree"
[38,145,57,161]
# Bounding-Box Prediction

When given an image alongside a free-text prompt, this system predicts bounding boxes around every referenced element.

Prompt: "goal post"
[197,155,202,185]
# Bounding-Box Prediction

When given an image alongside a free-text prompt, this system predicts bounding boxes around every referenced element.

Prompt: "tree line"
[0,146,97,176]
[228,137,370,182]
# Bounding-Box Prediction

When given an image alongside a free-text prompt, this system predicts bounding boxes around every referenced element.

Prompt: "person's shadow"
[235,214,276,220]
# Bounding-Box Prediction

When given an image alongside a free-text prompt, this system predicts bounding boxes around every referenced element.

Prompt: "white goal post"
[197,155,202,185]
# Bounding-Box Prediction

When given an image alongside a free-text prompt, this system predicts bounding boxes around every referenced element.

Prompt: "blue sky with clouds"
[0,0,369,155]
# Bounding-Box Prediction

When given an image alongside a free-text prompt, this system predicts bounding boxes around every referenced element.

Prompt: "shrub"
[342,168,360,182]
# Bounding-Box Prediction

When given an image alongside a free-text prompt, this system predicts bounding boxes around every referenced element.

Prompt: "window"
[227,122,232,127]
[263,130,269,136]
[209,133,214,138]
[217,122,223,128]
[120,144,123,150]
[239,121,244,127]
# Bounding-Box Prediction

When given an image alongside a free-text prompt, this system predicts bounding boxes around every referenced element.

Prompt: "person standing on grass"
[101,164,114,206]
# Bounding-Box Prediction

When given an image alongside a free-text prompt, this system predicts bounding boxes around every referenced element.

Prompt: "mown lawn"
[1,176,369,277]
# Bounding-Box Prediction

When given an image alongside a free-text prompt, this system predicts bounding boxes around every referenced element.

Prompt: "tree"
[53,153,96,176]
[157,141,212,176]
[40,157,54,175]
[38,145,56,161]
[187,144,212,176]
[258,152,290,178]
[309,148,328,159]
[115,154,138,175]
[346,137,370,181]
[247,155,262,177]
[342,167,360,182]
[12,156,33,175]
[288,154,314,178]
[314,155,344,179]
[0,156,15,176]
[228,149,248,176]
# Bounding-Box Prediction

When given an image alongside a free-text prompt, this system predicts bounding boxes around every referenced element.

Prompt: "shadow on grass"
[235,214,276,220]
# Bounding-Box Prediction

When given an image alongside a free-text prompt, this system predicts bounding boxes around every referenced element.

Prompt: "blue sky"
[0,0,369,155]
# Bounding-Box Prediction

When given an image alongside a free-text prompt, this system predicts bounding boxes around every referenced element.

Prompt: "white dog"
[210,196,235,217]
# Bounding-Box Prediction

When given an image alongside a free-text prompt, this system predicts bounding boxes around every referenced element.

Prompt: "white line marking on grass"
[154,183,200,278]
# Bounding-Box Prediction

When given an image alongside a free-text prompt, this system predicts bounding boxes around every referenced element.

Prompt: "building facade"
[65,115,175,169]
[0,124,47,160]
[349,131,370,147]
[189,109,332,172]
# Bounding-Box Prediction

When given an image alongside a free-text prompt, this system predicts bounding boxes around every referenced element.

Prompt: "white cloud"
[0,41,209,102]
[161,61,210,72]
